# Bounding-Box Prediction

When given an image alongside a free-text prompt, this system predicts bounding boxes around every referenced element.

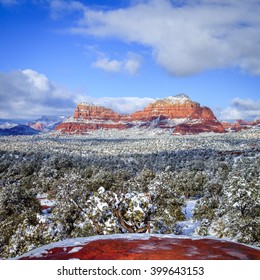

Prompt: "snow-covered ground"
[177,199,200,236]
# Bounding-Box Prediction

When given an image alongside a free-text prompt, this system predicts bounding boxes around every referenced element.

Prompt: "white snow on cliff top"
[159,94,192,104]
[78,102,103,107]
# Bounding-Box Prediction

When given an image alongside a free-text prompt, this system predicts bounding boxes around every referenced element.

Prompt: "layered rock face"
[55,94,225,135]
[74,103,122,122]
[174,121,226,135]
[131,95,216,121]
[56,103,132,133]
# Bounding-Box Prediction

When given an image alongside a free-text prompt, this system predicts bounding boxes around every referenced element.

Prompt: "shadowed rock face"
[173,121,226,135]
[18,236,260,260]
[55,95,225,135]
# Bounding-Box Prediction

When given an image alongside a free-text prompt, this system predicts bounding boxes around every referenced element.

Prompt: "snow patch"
[68,247,83,254]
[162,94,191,104]
[176,199,200,236]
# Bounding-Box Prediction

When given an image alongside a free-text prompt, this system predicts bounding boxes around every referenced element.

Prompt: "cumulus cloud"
[124,53,142,75]
[92,53,142,75]
[0,69,153,120]
[92,57,122,73]
[0,69,77,120]
[219,98,260,121]
[59,0,260,76]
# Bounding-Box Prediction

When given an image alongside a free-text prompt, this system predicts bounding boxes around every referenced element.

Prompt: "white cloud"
[0,69,153,120]
[92,53,142,75]
[124,53,142,75]
[92,57,122,73]
[22,69,51,91]
[62,0,260,76]
[0,69,77,120]
[219,98,260,121]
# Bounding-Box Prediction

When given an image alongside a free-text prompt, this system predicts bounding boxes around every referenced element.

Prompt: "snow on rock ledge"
[161,93,191,104]
[17,234,260,260]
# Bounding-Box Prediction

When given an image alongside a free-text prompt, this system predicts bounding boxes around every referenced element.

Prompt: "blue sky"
[0,0,260,120]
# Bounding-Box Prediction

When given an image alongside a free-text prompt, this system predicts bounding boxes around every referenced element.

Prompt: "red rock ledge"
[17,234,260,260]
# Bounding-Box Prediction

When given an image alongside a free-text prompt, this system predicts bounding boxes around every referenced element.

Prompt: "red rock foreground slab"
[18,234,260,260]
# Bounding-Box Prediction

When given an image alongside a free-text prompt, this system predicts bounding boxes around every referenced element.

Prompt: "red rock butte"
[55,94,225,135]
[18,235,260,260]
[74,103,122,122]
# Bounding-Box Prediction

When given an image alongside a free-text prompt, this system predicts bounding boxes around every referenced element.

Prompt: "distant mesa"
[55,94,226,135]
[221,119,260,132]
[27,116,66,132]
[0,116,66,136]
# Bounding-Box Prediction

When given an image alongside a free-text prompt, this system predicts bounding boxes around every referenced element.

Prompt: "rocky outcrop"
[221,119,260,132]
[28,122,45,131]
[27,116,66,131]
[74,103,122,121]
[174,121,226,135]
[130,95,217,122]
[18,234,260,260]
[55,94,225,135]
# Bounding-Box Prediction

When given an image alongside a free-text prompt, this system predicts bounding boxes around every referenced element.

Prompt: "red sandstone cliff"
[55,94,225,135]
[130,95,217,122]
[74,103,122,121]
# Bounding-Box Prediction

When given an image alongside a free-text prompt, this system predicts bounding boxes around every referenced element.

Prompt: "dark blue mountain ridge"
[0,124,40,136]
